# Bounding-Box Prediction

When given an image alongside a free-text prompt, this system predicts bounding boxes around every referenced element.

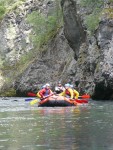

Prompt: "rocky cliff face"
[14,29,76,96]
[61,0,86,59]
[1,0,113,100]
[0,0,76,96]
[61,0,113,100]
[0,0,40,91]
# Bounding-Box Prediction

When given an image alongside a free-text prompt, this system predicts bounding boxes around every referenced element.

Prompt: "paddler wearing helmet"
[59,83,74,99]
[54,81,65,94]
[37,83,53,99]
[70,84,79,99]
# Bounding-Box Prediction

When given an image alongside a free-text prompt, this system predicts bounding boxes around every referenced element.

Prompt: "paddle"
[69,94,90,105]
[30,93,54,105]
[69,98,88,104]
[75,99,88,103]
[30,99,40,105]
[27,92,36,97]
[78,94,90,99]
[25,98,34,101]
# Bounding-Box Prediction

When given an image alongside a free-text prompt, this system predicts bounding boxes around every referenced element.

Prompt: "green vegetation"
[2,0,63,74]
[1,0,62,66]
[0,0,26,21]
[1,0,25,7]
[80,0,104,34]
[103,7,113,19]
[80,0,104,8]
[84,11,100,33]
[108,0,113,2]
[26,9,63,48]
[6,1,24,12]
[0,1,6,21]
[0,0,63,96]
[0,88,16,96]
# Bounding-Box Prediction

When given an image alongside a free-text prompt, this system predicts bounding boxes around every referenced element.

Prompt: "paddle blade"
[30,99,39,105]
[27,92,36,97]
[75,99,88,103]
[25,98,34,101]
[79,94,90,99]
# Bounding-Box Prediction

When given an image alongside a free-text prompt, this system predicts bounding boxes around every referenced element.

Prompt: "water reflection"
[30,107,81,150]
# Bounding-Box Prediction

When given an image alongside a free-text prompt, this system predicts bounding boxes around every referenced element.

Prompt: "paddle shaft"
[30,93,54,105]
[41,93,54,100]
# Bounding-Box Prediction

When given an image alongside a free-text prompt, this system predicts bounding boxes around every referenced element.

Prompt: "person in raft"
[37,83,53,100]
[60,83,79,99]
[59,83,74,99]
[70,84,79,99]
[54,81,65,94]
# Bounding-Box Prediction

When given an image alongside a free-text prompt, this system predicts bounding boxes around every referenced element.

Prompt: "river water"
[0,97,113,150]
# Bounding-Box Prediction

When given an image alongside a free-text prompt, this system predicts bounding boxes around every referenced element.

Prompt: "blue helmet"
[65,83,70,87]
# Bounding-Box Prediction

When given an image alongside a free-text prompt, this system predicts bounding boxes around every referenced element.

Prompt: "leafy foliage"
[84,11,100,33]
[80,0,104,8]
[1,0,63,96]
[80,0,104,34]
[27,9,63,47]
[0,1,6,21]
[108,0,113,2]
[0,0,26,21]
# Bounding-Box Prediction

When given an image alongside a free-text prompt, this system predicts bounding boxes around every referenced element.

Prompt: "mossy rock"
[0,88,16,97]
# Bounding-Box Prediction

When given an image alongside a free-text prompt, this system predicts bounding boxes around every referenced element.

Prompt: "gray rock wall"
[61,0,86,59]
[1,0,113,99]
[48,0,113,100]
[14,29,76,96]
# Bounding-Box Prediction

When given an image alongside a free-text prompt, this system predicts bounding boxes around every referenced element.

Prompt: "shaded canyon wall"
[1,0,113,99]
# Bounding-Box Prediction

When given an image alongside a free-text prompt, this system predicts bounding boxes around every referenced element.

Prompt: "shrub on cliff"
[26,7,63,48]
[80,0,104,34]
[0,2,6,21]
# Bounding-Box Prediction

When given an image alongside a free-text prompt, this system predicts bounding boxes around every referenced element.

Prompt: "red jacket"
[37,88,53,98]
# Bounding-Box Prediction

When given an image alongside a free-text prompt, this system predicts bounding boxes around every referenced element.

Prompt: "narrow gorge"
[0,0,113,100]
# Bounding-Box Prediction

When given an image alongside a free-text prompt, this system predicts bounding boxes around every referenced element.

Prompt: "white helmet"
[42,85,46,88]
[58,81,61,84]
[45,83,50,87]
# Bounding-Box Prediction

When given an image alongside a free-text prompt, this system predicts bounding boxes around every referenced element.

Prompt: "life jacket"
[44,89,50,96]
[65,89,71,96]
[60,88,74,99]
[37,88,52,98]
[73,89,79,99]
[55,86,65,94]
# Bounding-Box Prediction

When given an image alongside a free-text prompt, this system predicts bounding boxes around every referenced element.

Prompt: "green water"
[0,98,113,150]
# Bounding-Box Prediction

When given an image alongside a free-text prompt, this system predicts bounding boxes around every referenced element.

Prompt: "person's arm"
[69,88,74,99]
[38,89,45,98]
[50,89,54,95]
[37,91,41,98]
[74,90,79,99]
[59,90,65,96]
